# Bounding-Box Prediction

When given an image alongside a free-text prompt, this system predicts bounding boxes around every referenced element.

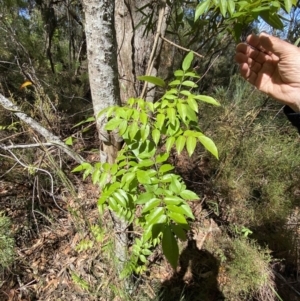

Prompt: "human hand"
[235,33,300,112]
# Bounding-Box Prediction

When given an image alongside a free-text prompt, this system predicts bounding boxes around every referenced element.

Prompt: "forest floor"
[1,150,300,301]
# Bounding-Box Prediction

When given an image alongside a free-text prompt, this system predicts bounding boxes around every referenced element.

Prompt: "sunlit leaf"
[156,113,165,130]
[165,136,175,152]
[198,135,219,159]
[186,136,197,157]
[168,211,188,225]
[142,198,161,213]
[176,136,186,154]
[146,207,164,225]
[219,0,227,17]
[180,204,195,219]
[159,164,174,174]
[181,80,198,88]
[182,52,194,72]
[167,107,176,125]
[187,97,198,112]
[19,80,33,90]
[284,0,293,12]
[137,170,152,184]
[65,136,73,146]
[193,95,220,106]
[137,75,166,87]
[180,190,199,201]
[195,0,210,21]
[227,0,235,15]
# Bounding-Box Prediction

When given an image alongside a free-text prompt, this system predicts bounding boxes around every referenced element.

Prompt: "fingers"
[258,32,299,57]
[235,42,275,64]
[235,53,262,73]
[238,63,257,85]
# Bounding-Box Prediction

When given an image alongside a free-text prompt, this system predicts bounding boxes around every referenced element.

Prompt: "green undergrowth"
[207,75,300,227]
[193,74,300,299]
[0,212,14,270]
[205,232,275,301]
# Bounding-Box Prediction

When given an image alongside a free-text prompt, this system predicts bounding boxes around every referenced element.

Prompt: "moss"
[0,212,14,269]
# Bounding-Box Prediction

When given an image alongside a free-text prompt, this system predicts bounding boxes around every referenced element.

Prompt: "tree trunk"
[115,0,170,103]
[82,0,127,275]
[82,0,122,164]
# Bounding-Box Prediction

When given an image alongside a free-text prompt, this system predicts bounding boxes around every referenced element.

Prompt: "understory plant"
[73,52,220,274]
[0,212,14,269]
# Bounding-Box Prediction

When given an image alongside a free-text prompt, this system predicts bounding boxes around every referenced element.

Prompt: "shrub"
[0,212,14,269]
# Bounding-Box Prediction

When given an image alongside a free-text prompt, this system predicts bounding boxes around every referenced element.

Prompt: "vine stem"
[160,35,204,59]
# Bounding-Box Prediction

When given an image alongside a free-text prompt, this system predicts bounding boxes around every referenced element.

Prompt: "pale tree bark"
[0,94,84,164]
[82,0,122,164]
[82,0,128,276]
[115,0,170,103]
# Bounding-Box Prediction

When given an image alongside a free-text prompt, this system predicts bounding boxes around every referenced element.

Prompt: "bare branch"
[0,143,54,150]
[160,35,204,59]
[0,93,84,163]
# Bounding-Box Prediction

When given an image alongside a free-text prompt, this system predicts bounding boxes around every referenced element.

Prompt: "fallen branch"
[0,143,54,149]
[0,93,84,163]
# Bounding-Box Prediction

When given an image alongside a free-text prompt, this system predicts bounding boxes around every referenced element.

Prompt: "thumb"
[259,32,297,57]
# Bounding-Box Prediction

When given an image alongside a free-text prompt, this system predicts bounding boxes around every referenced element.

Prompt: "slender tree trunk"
[82,0,122,164]
[115,0,170,103]
[82,0,127,274]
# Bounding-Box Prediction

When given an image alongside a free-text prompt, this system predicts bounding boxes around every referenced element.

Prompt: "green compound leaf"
[177,103,187,121]
[193,95,220,106]
[166,136,175,152]
[176,136,186,155]
[159,164,174,174]
[137,170,152,184]
[155,153,169,164]
[152,128,161,145]
[227,0,235,15]
[174,70,184,77]
[195,0,210,21]
[105,118,122,131]
[146,207,164,225]
[169,79,181,86]
[142,198,161,213]
[168,211,188,225]
[164,196,182,205]
[137,75,166,87]
[136,192,154,205]
[187,97,198,113]
[219,0,227,17]
[186,136,197,157]
[180,190,199,201]
[72,162,92,173]
[198,135,219,159]
[167,107,176,125]
[180,204,195,219]
[284,0,293,13]
[166,204,186,215]
[182,52,194,72]
[181,81,198,88]
[156,113,165,130]
[162,226,179,269]
[259,10,283,30]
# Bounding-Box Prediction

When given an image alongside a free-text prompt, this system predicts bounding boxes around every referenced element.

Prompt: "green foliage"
[226,238,272,298]
[74,52,219,272]
[195,0,297,40]
[0,212,14,269]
